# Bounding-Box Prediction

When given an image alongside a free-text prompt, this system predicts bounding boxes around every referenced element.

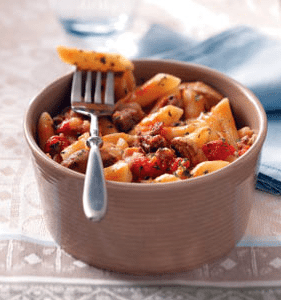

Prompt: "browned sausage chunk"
[61,149,89,173]
[112,102,145,132]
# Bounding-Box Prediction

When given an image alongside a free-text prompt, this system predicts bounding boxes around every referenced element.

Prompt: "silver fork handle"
[83,133,107,222]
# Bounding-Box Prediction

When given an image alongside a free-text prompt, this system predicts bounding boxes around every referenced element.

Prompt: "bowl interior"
[24,59,267,183]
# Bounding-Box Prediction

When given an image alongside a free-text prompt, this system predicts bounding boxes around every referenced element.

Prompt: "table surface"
[1,0,281,299]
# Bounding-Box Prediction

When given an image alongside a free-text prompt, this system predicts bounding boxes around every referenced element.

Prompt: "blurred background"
[50,0,281,56]
[1,0,280,242]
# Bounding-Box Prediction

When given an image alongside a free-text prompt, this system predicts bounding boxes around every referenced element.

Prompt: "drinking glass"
[49,0,139,54]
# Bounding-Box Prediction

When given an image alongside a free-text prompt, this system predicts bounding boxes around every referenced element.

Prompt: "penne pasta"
[40,50,256,183]
[37,112,55,150]
[181,85,208,119]
[201,98,239,148]
[191,160,230,177]
[102,132,136,145]
[99,117,118,136]
[57,46,134,72]
[114,70,136,100]
[115,73,181,108]
[154,173,181,183]
[104,160,133,182]
[131,105,184,134]
[61,132,89,160]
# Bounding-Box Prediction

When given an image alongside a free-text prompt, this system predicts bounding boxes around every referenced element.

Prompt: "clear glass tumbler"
[50,0,139,53]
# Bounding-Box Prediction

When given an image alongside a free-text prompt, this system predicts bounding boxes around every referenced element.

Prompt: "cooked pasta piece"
[131,105,184,134]
[184,81,224,108]
[104,160,133,182]
[61,149,89,173]
[57,46,134,72]
[116,138,129,150]
[201,98,239,148]
[161,120,205,141]
[181,85,208,119]
[114,70,136,100]
[99,117,118,136]
[115,73,181,108]
[37,112,55,150]
[102,132,136,145]
[149,86,184,114]
[60,132,89,160]
[238,126,254,139]
[191,160,230,177]
[100,141,123,167]
[171,126,221,166]
[154,174,181,183]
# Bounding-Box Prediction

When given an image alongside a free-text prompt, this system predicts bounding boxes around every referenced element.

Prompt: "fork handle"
[83,135,107,222]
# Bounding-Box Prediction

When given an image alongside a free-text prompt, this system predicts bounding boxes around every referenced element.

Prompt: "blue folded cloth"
[136,25,281,195]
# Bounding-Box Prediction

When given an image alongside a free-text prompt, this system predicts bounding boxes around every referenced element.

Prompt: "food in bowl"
[38,47,256,183]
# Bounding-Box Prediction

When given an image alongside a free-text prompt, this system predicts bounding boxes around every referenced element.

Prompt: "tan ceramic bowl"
[24,59,267,275]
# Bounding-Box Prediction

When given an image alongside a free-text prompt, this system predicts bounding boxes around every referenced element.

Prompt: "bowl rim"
[23,59,267,191]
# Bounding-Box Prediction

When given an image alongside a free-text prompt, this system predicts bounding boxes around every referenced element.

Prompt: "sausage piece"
[112,102,145,132]
[61,149,89,173]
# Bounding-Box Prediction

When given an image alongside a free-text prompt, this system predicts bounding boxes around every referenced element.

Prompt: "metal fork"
[71,69,115,222]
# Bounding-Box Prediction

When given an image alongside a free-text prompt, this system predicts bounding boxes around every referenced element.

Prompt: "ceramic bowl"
[24,59,267,275]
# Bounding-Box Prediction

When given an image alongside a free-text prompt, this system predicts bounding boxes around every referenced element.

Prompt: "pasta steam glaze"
[37,47,256,183]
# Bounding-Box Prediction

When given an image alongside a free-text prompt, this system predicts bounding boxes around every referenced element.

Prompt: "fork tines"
[71,70,115,115]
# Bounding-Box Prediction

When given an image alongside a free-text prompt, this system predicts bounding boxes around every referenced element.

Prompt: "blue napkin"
[136,25,281,195]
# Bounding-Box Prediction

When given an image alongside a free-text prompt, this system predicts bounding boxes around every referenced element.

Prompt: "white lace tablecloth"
[1,0,281,299]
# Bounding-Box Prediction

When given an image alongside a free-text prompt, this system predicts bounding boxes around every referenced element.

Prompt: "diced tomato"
[149,155,167,178]
[238,144,250,156]
[130,153,152,181]
[202,139,235,161]
[56,117,84,135]
[170,157,190,173]
[56,120,71,135]
[44,135,70,155]
[130,149,175,181]
[152,148,176,175]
